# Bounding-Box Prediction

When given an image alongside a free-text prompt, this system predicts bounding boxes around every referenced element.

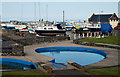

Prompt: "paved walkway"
[2,40,119,69]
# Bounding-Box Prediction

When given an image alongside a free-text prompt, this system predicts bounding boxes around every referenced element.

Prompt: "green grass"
[80,36,120,45]
[87,66,120,77]
[2,69,52,77]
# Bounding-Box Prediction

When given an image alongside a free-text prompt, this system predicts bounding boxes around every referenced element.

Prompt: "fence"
[71,29,119,40]
[112,30,120,36]
[66,31,102,40]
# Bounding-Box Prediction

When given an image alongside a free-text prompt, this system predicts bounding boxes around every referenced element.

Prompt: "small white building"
[109,13,119,28]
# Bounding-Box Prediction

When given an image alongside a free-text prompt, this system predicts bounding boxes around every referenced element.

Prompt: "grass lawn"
[87,66,119,77]
[2,69,52,77]
[80,36,120,45]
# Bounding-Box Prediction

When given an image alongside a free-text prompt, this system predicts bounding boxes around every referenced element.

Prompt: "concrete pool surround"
[35,47,107,67]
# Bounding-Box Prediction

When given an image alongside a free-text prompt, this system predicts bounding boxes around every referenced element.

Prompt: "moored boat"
[1,24,15,29]
[35,26,66,36]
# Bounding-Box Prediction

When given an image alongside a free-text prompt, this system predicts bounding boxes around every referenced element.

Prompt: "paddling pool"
[0,58,38,70]
[35,47,107,66]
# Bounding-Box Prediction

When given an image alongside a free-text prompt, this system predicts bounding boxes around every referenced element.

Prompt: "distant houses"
[88,13,119,28]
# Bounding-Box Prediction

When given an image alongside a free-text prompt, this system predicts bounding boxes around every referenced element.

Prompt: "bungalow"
[88,13,119,28]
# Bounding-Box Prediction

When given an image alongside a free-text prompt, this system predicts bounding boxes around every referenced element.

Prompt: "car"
[114,23,120,29]
[114,26,120,29]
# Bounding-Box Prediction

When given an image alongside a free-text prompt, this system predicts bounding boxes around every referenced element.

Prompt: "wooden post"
[94,32,96,37]
[115,32,117,36]
[108,32,109,36]
[112,31,114,36]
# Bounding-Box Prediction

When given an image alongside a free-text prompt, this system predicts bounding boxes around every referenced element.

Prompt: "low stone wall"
[1,29,69,56]
[11,36,69,46]
[2,29,69,46]
[73,39,120,49]
[2,41,24,56]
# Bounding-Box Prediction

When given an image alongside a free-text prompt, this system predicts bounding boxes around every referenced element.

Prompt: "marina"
[0,1,120,76]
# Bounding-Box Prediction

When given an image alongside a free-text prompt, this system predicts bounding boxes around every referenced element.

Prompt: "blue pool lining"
[35,47,107,57]
[0,58,38,69]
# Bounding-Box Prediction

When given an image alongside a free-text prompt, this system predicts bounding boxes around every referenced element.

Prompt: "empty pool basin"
[35,47,107,66]
[0,58,38,71]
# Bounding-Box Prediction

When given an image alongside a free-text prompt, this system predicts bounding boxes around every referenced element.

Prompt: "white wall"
[109,20,118,28]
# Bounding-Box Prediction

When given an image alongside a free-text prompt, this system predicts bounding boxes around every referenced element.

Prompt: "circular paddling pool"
[0,58,38,71]
[35,47,107,66]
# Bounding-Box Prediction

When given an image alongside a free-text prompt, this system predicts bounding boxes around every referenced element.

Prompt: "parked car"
[114,23,120,29]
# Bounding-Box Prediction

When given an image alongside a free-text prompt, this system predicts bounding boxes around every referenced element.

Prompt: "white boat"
[28,26,36,34]
[15,25,27,30]
[1,24,15,29]
[15,25,29,32]
[65,25,73,31]
[35,25,66,36]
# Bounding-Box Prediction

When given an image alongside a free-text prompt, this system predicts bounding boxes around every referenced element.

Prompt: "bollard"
[87,33,89,37]
[90,32,92,37]
[97,32,99,36]
[83,33,85,38]
[79,34,80,38]
[94,32,96,37]
[74,34,76,40]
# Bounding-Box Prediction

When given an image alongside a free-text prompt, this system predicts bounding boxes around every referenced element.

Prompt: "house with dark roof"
[88,13,119,28]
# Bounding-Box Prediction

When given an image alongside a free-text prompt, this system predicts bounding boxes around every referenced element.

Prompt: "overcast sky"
[2,2,118,22]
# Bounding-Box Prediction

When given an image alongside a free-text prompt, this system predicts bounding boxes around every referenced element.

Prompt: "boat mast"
[0,16,2,25]
[63,10,65,28]
[21,2,23,23]
[34,2,37,23]
[46,4,48,25]
[38,2,41,26]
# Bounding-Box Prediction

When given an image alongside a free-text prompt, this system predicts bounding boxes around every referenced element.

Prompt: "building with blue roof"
[88,13,119,28]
